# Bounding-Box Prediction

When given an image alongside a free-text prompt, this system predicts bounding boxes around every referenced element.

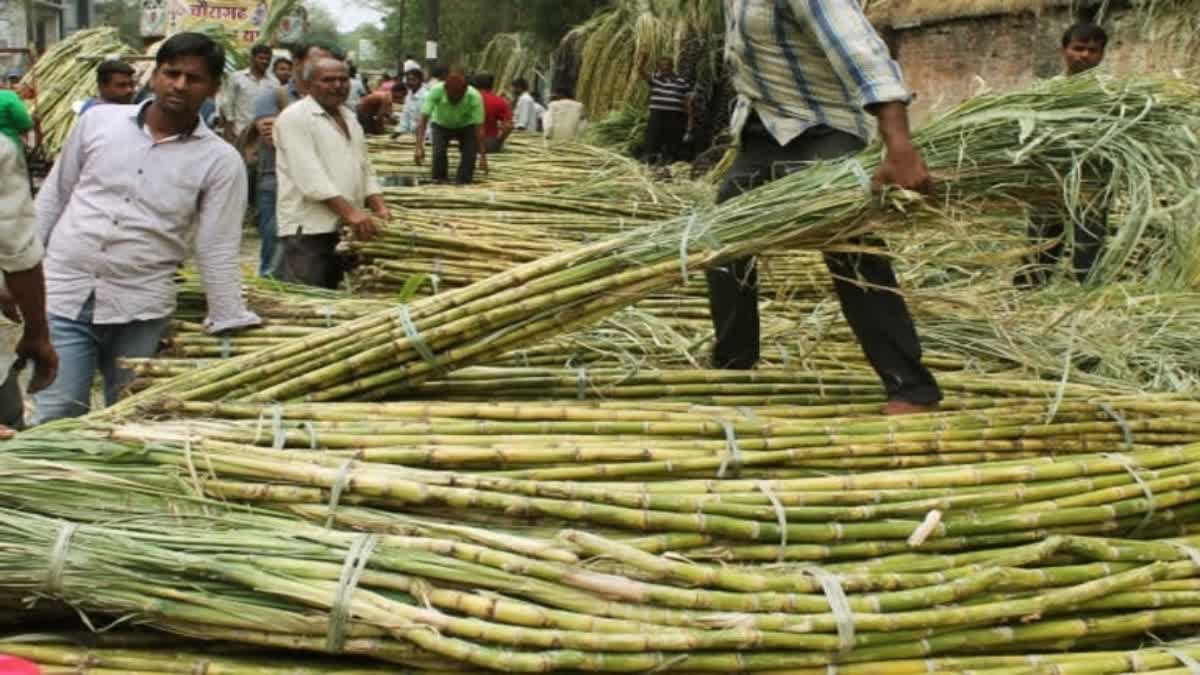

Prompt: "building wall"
[891,8,1199,124]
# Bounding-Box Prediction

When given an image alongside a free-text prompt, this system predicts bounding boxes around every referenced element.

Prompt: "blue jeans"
[257,186,280,277]
[32,296,169,424]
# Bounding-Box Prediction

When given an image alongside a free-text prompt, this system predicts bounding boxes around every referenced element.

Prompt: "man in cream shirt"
[275,56,390,289]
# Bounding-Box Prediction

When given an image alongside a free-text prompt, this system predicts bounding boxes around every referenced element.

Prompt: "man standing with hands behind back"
[707,0,942,416]
[274,57,389,290]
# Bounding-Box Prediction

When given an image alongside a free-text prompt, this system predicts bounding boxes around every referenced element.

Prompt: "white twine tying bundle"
[326,459,356,529]
[399,304,440,372]
[805,565,856,652]
[716,421,744,479]
[46,522,79,595]
[326,533,379,652]
[755,480,788,562]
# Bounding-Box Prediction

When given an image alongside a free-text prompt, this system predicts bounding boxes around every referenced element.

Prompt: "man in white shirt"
[219,44,277,140]
[33,32,260,423]
[275,57,390,289]
[0,123,57,435]
[397,67,428,134]
[512,77,539,131]
[543,87,587,143]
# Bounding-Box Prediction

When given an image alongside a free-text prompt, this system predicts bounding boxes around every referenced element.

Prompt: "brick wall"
[890,8,1199,124]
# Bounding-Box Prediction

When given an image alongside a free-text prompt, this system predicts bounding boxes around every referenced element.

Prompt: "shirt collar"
[131,99,207,140]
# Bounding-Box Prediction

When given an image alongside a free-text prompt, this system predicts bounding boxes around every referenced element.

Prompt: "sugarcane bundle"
[475,32,545,95]
[8,434,1200,670]
[100,74,1200,415]
[21,28,134,158]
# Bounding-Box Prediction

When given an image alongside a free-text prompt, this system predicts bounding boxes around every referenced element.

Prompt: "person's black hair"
[250,44,272,58]
[551,86,572,99]
[512,77,529,90]
[431,64,449,79]
[1062,22,1108,48]
[97,59,135,86]
[273,56,293,67]
[155,32,226,83]
[349,64,359,78]
[474,72,495,90]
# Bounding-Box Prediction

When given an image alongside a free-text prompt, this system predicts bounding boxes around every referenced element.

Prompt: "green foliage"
[94,0,143,47]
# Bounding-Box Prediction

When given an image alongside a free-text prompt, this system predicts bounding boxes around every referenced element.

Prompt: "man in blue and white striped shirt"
[708,0,942,415]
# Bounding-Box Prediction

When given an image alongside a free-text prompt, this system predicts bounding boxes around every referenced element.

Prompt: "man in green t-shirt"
[414,67,486,184]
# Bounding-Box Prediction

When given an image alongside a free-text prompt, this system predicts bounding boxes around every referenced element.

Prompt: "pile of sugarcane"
[21,28,134,157]
[100,74,1200,414]
[6,390,1200,671]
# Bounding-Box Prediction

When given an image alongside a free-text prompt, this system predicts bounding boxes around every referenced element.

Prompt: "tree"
[95,0,143,47]
[303,1,343,50]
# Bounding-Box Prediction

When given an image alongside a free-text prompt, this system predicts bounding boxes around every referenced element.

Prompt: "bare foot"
[883,400,941,416]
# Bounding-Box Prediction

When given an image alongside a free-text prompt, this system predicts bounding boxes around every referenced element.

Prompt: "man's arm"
[193,152,260,334]
[218,75,240,138]
[35,111,88,245]
[414,114,429,164]
[637,54,654,83]
[797,0,929,192]
[869,101,930,192]
[498,103,514,142]
[4,265,56,394]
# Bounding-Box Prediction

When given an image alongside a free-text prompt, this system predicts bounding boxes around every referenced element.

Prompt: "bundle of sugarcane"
[0,632,408,674]
[8,436,1200,670]
[107,393,1200,482]
[103,74,1200,415]
[21,28,134,157]
[585,105,649,156]
[475,32,545,95]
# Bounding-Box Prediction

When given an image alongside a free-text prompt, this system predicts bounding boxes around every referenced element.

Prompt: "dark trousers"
[1017,204,1108,287]
[0,368,24,430]
[358,110,385,135]
[431,123,479,184]
[644,109,686,165]
[484,136,505,153]
[705,120,942,404]
[278,232,345,290]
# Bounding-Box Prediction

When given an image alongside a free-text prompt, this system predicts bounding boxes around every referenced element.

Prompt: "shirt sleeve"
[36,109,89,246]
[4,95,33,135]
[421,87,439,117]
[793,0,911,108]
[275,107,342,203]
[469,92,485,126]
[218,74,238,119]
[194,149,260,333]
[0,143,42,273]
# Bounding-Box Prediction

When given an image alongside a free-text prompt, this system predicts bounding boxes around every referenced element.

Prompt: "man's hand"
[873,144,933,194]
[344,208,381,242]
[869,101,933,195]
[414,145,425,166]
[15,332,57,394]
[255,118,275,148]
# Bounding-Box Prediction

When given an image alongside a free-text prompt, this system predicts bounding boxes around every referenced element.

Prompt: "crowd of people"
[0,8,1113,436]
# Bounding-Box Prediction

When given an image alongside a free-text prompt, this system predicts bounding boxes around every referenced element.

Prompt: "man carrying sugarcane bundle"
[1016,22,1110,288]
[707,0,942,415]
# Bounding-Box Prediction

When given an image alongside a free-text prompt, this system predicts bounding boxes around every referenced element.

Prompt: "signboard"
[142,0,272,46]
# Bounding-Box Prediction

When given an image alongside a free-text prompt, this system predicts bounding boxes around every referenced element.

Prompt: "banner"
[142,0,272,46]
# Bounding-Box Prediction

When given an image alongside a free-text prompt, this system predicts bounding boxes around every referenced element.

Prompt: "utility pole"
[423,0,439,67]
[395,0,407,74]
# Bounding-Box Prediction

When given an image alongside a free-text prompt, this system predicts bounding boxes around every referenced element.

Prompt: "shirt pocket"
[139,167,203,228]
